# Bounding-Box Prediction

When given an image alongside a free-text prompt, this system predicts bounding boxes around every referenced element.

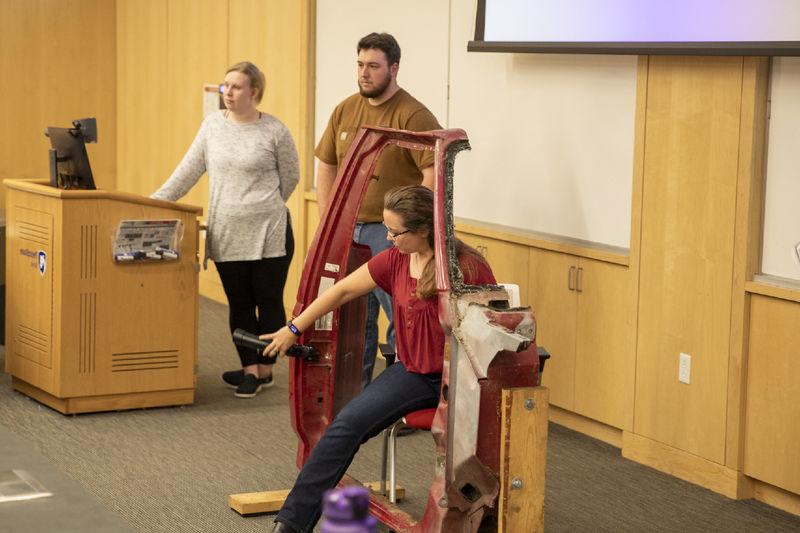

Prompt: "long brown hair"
[383,186,488,299]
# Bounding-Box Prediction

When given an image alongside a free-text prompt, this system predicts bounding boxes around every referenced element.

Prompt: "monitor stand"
[48,148,58,187]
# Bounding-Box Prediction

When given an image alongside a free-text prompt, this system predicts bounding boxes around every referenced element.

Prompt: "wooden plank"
[228,481,406,517]
[362,481,405,502]
[499,386,548,533]
[229,489,290,516]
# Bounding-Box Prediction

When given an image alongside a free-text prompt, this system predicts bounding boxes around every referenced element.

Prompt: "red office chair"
[376,344,435,503]
[376,344,551,504]
[380,407,436,503]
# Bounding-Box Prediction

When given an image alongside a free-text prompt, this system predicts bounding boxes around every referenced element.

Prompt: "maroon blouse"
[368,247,496,374]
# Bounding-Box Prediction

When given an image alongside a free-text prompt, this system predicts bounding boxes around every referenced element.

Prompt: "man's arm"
[421,166,434,190]
[315,160,338,216]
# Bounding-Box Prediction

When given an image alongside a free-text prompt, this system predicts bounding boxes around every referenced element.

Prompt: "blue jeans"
[353,222,395,387]
[275,362,441,532]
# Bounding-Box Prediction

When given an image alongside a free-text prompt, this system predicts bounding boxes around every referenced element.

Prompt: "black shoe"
[222,369,272,389]
[234,373,268,398]
[270,521,297,533]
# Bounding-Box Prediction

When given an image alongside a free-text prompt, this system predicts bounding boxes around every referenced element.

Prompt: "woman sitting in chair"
[262,185,496,533]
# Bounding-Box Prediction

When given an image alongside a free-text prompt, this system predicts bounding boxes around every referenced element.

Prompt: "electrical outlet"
[679,353,691,384]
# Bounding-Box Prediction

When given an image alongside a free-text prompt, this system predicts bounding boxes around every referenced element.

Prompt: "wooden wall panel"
[228,0,315,313]
[0,0,116,206]
[116,0,169,197]
[724,57,770,470]
[634,56,744,463]
[743,295,800,495]
[229,0,303,133]
[116,1,313,307]
[166,0,228,211]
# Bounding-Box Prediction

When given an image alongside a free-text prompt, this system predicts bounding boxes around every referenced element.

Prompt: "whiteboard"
[315,0,638,249]
[450,4,637,248]
[762,57,800,281]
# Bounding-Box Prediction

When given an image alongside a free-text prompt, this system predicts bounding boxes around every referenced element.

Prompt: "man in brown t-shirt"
[315,32,441,387]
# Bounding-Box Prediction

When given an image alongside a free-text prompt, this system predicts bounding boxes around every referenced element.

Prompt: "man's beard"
[359,72,392,98]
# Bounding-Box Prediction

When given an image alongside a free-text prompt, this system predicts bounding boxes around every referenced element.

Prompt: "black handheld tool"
[232,328,320,361]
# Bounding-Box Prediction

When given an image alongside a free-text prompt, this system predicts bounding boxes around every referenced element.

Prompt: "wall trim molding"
[753,480,800,517]
[622,431,754,499]
[549,406,622,448]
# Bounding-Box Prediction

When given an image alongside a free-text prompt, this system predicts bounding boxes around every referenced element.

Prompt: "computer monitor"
[45,117,97,190]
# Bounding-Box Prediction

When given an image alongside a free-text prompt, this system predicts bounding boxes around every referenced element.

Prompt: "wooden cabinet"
[743,294,800,495]
[529,248,635,430]
[528,250,577,409]
[4,180,201,414]
[574,258,636,429]
[455,231,530,299]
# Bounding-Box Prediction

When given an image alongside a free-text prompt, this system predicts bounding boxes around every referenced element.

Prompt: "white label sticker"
[314,276,336,331]
[324,262,340,273]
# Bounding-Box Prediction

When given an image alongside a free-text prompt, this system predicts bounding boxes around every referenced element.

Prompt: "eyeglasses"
[385,225,411,239]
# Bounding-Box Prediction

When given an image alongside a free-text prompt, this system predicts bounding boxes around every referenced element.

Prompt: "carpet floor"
[1,297,798,532]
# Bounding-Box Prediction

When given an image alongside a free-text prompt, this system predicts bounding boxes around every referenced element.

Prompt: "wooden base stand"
[499,386,549,532]
[228,482,407,517]
[12,377,194,415]
[229,386,549,532]
[362,481,405,502]
[229,489,290,516]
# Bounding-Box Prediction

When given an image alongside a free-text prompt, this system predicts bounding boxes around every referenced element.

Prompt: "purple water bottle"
[320,486,378,533]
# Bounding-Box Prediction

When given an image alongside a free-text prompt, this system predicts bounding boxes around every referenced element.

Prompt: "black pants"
[215,220,294,367]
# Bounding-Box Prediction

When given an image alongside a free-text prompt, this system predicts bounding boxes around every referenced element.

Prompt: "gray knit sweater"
[152,111,299,264]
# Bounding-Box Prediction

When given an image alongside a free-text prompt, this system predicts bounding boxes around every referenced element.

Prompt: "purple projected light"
[484,0,800,43]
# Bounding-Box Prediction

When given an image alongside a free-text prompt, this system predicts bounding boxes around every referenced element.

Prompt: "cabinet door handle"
[576,267,583,293]
[568,266,576,291]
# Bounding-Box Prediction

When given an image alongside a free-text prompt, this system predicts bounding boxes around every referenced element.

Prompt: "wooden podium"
[4,179,202,414]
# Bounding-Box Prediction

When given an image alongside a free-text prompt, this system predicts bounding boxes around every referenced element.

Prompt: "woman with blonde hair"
[153,61,299,398]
